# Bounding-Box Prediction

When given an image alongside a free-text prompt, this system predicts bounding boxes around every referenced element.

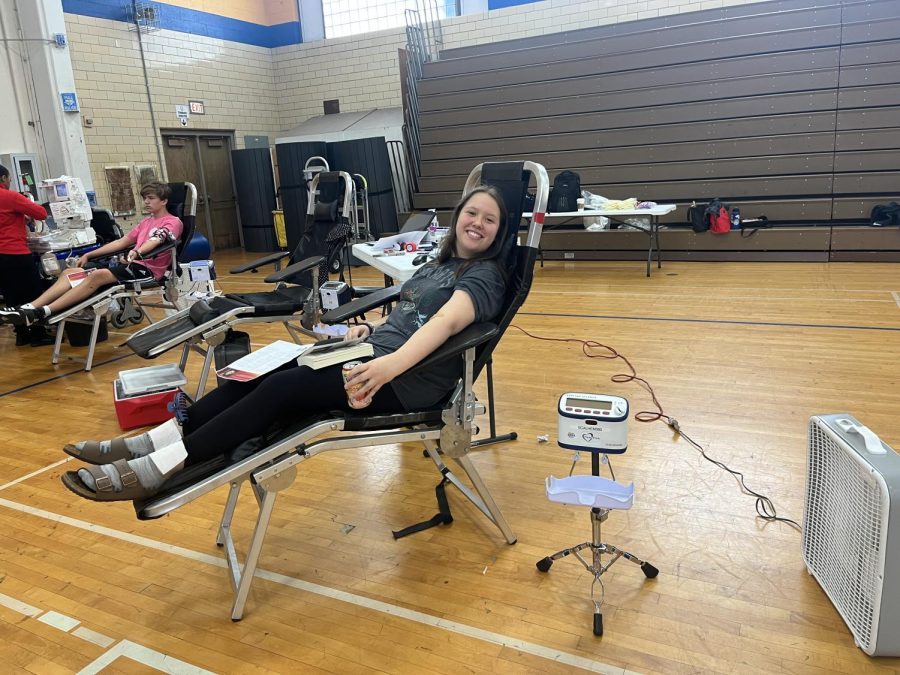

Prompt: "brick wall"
[66,0,764,221]
[64,13,281,224]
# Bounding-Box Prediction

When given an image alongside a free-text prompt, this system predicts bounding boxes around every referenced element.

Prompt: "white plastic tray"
[545,475,634,509]
[118,364,186,397]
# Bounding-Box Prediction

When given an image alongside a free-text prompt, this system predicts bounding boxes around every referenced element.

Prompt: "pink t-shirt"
[126,213,183,280]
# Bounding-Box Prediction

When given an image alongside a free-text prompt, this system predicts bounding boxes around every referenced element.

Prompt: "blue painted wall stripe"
[488,0,539,9]
[61,0,302,48]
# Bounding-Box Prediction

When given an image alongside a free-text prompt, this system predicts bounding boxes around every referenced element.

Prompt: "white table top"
[524,204,677,218]
[352,242,424,283]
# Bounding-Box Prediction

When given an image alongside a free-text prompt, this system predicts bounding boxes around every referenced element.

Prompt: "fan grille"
[803,419,885,651]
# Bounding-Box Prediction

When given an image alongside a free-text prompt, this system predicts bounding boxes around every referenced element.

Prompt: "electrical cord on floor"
[509,324,801,531]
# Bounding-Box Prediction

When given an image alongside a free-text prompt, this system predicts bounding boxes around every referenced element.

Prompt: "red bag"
[709,206,731,233]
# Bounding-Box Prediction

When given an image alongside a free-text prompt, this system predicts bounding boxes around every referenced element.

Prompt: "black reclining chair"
[132,161,550,620]
[48,182,197,371]
[123,171,358,397]
[89,207,124,245]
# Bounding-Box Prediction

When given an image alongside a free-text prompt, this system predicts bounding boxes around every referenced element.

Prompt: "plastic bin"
[272,209,287,249]
[65,318,108,346]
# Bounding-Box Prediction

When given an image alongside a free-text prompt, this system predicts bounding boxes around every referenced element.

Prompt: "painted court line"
[72,626,116,648]
[0,591,42,617]
[38,610,81,632]
[892,291,900,308]
[0,495,629,674]
[78,640,216,675]
[0,457,72,492]
[519,310,900,332]
[2,585,203,673]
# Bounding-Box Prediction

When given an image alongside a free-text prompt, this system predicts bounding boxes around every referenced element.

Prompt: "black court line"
[518,311,900,332]
[0,352,136,399]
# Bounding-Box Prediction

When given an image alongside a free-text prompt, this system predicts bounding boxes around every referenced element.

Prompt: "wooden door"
[162,135,211,245]
[199,136,241,250]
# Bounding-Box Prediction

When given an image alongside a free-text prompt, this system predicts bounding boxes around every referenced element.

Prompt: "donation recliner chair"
[131,160,551,620]
[48,182,197,371]
[123,171,360,398]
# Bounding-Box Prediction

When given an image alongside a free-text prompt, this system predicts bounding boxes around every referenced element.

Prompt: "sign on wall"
[175,104,189,127]
[60,92,79,112]
[189,100,205,115]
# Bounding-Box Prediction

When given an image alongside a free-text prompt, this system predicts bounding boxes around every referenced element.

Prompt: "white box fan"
[803,414,900,656]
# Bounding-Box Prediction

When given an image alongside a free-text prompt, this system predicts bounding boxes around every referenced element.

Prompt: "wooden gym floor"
[1,251,900,674]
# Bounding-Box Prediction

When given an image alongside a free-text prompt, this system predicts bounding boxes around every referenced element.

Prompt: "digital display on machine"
[55,183,69,198]
[566,397,612,410]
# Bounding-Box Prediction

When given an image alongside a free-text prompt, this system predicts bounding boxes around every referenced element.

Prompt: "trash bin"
[64,317,108,346]
[214,330,251,387]
[272,209,287,249]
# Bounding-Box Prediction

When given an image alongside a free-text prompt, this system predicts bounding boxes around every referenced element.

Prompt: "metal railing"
[387,139,415,214]
[402,1,450,205]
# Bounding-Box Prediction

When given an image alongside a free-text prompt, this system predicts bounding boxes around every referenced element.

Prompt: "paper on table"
[216,340,309,382]
[369,230,427,251]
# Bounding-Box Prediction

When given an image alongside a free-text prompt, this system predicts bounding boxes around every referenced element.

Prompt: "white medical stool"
[536,451,658,636]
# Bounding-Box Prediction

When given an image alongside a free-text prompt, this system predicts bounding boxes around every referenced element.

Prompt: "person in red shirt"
[0,164,54,346]
[0,181,182,327]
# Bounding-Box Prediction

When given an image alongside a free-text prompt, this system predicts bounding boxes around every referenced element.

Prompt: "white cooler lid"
[118,364,186,397]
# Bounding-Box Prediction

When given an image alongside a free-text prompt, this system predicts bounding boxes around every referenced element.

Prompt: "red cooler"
[113,364,187,430]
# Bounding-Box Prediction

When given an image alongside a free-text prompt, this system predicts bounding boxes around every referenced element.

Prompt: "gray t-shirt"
[367,257,506,409]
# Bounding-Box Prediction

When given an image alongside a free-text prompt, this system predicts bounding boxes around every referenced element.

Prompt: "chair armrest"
[264,256,323,283]
[351,286,388,298]
[407,322,498,375]
[230,251,290,274]
[320,285,402,324]
[141,239,177,259]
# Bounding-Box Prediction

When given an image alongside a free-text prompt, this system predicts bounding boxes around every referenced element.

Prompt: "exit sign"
[189,100,205,115]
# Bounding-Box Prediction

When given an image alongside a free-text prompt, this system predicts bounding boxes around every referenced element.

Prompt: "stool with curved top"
[537,447,659,636]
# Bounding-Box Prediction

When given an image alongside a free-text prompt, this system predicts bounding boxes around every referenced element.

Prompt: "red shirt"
[0,185,48,255]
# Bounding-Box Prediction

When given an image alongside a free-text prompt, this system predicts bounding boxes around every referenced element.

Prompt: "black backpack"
[687,199,730,233]
[687,202,709,232]
[548,170,581,212]
[871,202,900,226]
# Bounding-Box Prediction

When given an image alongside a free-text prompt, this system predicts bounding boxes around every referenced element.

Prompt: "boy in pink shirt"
[0,182,183,327]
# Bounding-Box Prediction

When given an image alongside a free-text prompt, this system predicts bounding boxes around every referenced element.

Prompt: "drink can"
[342,360,370,409]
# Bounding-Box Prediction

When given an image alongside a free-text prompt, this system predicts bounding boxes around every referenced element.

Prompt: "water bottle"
[731,207,741,230]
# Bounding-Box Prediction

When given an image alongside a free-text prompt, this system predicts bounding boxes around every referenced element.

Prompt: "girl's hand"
[77,254,91,268]
[344,355,400,404]
[344,324,369,341]
[126,249,140,263]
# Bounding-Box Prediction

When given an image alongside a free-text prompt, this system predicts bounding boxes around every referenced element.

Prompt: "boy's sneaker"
[3,306,44,327]
[0,307,23,324]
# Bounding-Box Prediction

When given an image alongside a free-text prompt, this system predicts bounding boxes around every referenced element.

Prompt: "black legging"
[180,360,402,464]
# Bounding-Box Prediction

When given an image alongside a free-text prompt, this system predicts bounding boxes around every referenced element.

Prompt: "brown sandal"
[63,438,132,465]
[60,459,159,502]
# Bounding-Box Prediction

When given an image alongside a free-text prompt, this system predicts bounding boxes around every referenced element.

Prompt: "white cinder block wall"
[64,14,281,225]
[65,0,762,221]
[273,0,760,131]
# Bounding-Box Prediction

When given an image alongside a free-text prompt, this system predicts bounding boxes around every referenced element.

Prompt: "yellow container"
[272,209,287,248]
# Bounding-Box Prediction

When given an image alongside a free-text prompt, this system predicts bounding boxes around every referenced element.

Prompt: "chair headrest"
[166,183,187,218]
[189,299,221,325]
[315,172,345,205]
[480,161,530,270]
